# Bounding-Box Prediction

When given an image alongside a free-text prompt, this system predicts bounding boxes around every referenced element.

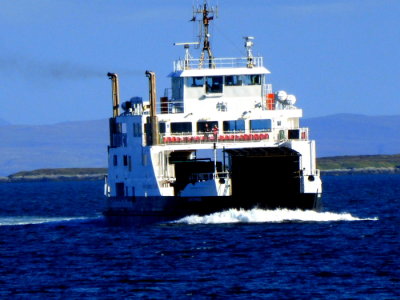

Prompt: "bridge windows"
[223,74,262,86]
[186,77,204,87]
[185,74,262,92]
[225,75,242,86]
[243,75,261,85]
[206,76,223,93]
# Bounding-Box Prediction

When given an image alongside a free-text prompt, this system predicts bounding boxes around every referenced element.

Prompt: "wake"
[0,216,94,226]
[173,208,378,224]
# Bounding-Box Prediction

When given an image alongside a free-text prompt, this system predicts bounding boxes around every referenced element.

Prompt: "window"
[223,120,245,133]
[171,122,192,135]
[197,121,218,134]
[243,75,261,85]
[172,78,183,100]
[121,122,127,133]
[225,75,242,86]
[206,76,223,93]
[142,153,147,166]
[187,77,204,87]
[288,129,300,139]
[159,122,166,134]
[128,156,132,171]
[250,119,272,132]
[172,77,183,89]
[131,187,135,197]
[115,182,125,197]
[133,123,142,137]
[123,155,128,166]
[113,155,118,166]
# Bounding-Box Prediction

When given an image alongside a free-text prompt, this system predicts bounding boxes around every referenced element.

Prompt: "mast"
[192,0,218,68]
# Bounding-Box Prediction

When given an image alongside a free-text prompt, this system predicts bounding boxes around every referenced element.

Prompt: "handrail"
[161,132,270,144]
[189,172,230,182]
[174,57,264,71]
[158,99,184,114]
[158,128,309,145]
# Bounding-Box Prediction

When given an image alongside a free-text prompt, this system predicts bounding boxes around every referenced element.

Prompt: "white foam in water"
[0,216,91,226]
[173,208,378,224]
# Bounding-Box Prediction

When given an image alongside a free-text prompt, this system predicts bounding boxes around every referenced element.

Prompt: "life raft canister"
[266,93,275,110]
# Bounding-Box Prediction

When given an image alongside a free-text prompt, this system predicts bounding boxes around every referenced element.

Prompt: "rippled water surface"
[0,175,399,299]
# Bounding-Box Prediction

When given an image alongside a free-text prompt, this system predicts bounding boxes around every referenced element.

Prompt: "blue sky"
[0,0,399,125]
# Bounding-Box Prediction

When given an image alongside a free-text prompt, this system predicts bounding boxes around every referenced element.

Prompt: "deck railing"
[159,100,184,114]
[189,172,230,182]
[161,132,270,144]
[159,128,309,145]
[173,57,264,71]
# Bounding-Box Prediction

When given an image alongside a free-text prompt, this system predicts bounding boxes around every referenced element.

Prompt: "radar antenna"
[174,42,200,70]
[191,0,218,68]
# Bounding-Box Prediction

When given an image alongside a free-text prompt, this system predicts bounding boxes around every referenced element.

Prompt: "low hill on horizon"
[0,114,399,176]
[302,113,400,156]
[318,154,400,170]
[0,119,108,176]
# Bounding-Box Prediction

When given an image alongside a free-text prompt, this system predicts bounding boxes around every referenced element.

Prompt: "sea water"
[0,175,398,299]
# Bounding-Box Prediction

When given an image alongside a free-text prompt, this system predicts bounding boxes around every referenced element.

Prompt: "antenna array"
[191,0,218,68]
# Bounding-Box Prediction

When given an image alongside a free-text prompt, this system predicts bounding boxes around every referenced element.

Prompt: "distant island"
[1,154,400,182]
[318,154,400,175]
[0,168,107,182]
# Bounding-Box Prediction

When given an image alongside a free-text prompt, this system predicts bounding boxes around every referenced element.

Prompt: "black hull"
[103,193,322,219]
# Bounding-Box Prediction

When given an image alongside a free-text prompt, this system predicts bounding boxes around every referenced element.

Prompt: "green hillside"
[317,154,400,170]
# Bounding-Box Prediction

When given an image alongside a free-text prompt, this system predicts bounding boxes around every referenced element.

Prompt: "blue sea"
[0,175,399,299]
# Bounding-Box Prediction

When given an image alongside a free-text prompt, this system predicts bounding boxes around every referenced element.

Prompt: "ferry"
[103,1,322,217]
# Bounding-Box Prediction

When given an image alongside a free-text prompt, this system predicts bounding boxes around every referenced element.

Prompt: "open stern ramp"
[226,147,315,209]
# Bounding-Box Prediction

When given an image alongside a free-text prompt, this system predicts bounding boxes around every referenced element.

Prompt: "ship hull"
[103,193,321,218]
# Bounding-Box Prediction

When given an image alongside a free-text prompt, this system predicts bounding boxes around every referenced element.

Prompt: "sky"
[0,0,399,125]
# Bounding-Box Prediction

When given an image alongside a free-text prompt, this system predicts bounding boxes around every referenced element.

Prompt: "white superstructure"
[103,1,322,217]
